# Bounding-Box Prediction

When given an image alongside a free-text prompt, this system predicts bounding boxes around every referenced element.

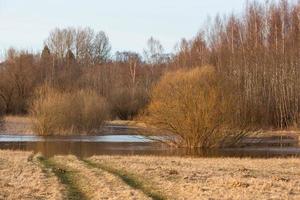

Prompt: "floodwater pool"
[0,134,299,158]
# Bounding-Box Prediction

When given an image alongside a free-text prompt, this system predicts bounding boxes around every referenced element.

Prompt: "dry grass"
[89,155,300,200]
[1,150,300,200]
[0,115,33,135]
[52,155,150,200]
[0,150,65,200]
[108,120,148,128]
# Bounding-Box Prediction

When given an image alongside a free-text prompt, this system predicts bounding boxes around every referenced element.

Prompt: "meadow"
[1,150,299,200]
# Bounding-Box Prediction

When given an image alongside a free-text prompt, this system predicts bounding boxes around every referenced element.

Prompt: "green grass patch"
[83,159,166,200]
[37,156,87,200]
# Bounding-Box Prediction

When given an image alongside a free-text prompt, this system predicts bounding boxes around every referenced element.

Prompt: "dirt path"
[83,159,166,200]
[44,155,150,200]
[0,150,65,200]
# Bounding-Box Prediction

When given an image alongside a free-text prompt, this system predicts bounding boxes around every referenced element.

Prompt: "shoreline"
[1,116,299,149]
[1,115,300,136]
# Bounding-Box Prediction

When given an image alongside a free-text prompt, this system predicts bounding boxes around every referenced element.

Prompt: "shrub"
[110,87,149,120]
[30,86,110,135]
[0,98,4,128]
[145,66,239,148]
[0,97,4,115]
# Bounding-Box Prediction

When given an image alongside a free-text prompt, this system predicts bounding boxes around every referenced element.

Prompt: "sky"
[0,0,268,57]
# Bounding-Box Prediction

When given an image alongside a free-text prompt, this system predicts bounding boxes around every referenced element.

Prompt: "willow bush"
[0,99,4,129]
[145,66,243,148]
[109,87,149,120]
[30,86,110,135]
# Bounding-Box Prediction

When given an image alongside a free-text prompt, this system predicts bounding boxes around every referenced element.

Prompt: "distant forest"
[1,0,300,129]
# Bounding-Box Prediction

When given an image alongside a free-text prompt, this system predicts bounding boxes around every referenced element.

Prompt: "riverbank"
[0,150,299,200]
[0,116,148,136]
[0,116,33,135]
[1,115,300,137]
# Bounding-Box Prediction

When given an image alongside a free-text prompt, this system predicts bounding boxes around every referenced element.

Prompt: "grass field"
[0,150,300,199]
[0,150,65,200]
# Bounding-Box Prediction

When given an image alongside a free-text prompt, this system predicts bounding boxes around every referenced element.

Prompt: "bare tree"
[45,27,111,66]
[144,37,164,65]
[45,28,71,60]
[75,27,94,65]
[92,31,111,64]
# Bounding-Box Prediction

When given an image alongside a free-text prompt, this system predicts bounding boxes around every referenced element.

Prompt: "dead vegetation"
[0,150,65,200]
[51,156,150,200]
[0,101,4,129]
[83,159,165,200]
[0,150,299,200]
[89,155,300,200]
[0,115,33,134]
[145,66,243,148]
[30,86,109,135]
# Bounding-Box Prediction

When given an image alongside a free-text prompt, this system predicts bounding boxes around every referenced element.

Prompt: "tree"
[144,37,164,65]
[41,45,53,84]
[75,27,94,65]
[45,28,72,60]
[45,27,111,66]
[66,49,76,66]
[0,50,40,114]
[92,31,111,64]
[173,34,208,69]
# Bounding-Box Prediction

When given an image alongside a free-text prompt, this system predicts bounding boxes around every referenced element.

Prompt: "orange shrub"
[145,66,239,148]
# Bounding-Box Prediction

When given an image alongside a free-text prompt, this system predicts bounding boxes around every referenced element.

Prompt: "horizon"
[0,0,270,59]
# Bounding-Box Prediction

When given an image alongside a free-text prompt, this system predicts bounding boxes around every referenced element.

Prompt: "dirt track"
[1,150,300,200]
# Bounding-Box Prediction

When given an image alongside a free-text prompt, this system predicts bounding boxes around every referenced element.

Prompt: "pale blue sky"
[0,0,268,56]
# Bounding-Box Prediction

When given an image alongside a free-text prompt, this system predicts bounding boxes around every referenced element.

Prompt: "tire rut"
[52,156,150,200]
[82,158,167,200]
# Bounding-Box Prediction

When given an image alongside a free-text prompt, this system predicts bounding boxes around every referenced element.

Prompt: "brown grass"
[89,155,300,200]
[0,150,65,200]
[51,155,150,200]
[0,115,33,135]
[1,150,300,200]
[30,86,110,135]
[108,120,148,128]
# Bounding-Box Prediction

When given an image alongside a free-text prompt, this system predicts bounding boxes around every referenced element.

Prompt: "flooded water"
[0,135,154,143]
[0,134,299,158]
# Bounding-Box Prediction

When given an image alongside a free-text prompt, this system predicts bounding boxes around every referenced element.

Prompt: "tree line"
[0,27,170,120]
[171,0,300,129]
[1,0,300,130]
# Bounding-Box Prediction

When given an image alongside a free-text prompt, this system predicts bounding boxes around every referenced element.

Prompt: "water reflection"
[0,134,299,158]
[0,141,166,157]
[0,135,154,142]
